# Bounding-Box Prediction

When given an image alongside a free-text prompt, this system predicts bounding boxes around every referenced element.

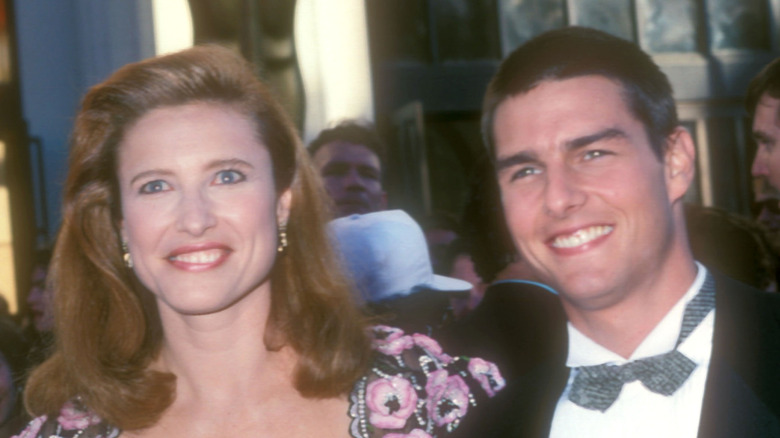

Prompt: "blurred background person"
[442,237,487,321]
[421,210,461,276]
[747,56,780,235]
[0,318,30,437]
[330,209,473,336]
[27,248,54,337]
[684,203,778,291]
[25,249,52,335]
[309,120,387,218]
[24,247,54,368]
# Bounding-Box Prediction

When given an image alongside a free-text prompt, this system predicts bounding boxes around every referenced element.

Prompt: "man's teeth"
[170,249,223,264]
[552,226,613,249]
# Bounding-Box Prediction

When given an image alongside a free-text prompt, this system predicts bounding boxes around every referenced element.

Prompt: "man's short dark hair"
[482,26,678,160]
[745,57,780,118]
[308,120,386,165]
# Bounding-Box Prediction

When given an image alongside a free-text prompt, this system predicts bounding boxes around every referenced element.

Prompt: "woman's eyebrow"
[129,169,174,186]
[202,158,255,172]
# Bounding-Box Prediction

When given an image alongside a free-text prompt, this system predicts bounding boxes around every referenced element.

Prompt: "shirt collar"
[567,263,708,367]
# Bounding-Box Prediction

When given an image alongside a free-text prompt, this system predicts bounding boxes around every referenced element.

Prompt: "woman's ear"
[664,126,697,204]
[276,188,292,226]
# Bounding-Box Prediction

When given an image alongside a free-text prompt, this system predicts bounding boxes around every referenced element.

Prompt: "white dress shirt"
[549,264,713,438]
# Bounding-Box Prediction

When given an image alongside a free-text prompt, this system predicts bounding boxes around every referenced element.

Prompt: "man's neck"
[563,260,699,359]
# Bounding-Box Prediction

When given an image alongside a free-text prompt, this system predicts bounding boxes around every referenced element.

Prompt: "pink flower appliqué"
[372,326,414,356]
[425,369,471,427]
[57,400,102,430]
[384,429,433,438]
[412,333,452,364]
[467,357,506,397]
[12,415,47,438]
[366,376,419,429]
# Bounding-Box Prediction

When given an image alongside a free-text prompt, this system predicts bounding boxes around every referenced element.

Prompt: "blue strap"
[490,279,559,295]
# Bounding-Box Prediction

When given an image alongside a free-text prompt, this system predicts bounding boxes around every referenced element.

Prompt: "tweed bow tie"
[568,274,715,412]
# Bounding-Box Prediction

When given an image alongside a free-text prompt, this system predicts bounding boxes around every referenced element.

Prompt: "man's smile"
[550,225,614,249]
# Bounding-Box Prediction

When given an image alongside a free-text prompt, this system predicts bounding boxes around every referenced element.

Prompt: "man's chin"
[753,177,780,203]
[757,205,780,233]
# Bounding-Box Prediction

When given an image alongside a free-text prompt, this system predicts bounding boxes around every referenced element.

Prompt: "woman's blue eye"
[139,180,169,194]
[214,169,246,185]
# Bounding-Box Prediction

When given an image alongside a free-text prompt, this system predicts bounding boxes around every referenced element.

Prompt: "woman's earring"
[122,240,133,268]
[277,223,288,253]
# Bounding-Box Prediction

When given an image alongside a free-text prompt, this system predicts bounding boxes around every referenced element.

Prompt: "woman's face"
[117,102,291,317]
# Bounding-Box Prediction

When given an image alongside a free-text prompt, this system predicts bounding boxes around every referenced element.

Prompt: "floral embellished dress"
[13,326,505,438]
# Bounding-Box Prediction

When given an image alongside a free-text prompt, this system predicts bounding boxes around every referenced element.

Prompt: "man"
[457,27,780,437]
[747,58,780,233]
[309,120,387,217]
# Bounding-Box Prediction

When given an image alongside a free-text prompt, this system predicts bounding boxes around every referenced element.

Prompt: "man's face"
[751,93,780,230]
[312,141,386,217]
[492,76,693,314]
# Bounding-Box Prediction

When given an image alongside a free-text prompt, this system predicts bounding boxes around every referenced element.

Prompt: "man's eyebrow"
[322,161,350,170]
[493,128,628,173]
[565,128,627,150]
[494,151,537,173]
[753,129,774,143]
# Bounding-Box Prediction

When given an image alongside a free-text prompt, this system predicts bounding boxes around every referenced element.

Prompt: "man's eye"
[214,169,246,185]
[322,164,349,177]
[358,170,380,180]
[583,149,612,160]
[139,180,170,194]
[323,169,347,177]
[510,167,540,181]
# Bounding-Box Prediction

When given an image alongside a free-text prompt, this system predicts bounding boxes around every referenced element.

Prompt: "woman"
[14,46,503,438]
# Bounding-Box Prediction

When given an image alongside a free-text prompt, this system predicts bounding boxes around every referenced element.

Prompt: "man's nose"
[752,147,770,177]
[343,168,367,189]
[543,167,586,218]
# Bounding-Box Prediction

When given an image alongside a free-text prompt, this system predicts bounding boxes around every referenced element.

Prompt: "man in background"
[309,120,387,217]
[747,57,780,234]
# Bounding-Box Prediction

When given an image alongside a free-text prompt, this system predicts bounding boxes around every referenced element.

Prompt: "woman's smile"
[166,244,232,271]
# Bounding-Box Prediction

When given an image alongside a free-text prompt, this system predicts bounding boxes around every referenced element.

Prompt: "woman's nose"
[176,190,217,235]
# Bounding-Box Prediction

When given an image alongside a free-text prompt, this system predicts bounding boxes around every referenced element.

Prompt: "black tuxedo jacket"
[452,271,780,438]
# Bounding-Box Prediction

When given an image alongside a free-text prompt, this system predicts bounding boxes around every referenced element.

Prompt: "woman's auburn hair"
[24,45,372,430]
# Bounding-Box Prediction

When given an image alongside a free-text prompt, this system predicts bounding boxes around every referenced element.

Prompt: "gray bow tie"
[568,274,715,412]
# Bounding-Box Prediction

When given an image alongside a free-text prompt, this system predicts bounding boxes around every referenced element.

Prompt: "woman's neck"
[154,289,297,405]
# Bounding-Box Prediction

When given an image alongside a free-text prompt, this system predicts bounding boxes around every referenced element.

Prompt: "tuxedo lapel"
[447,281,569,438]
[454,359,569,438]
[697,271,780,437]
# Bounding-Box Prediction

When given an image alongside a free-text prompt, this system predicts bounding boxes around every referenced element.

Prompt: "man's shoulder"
[706,270,780,428]
[712,269,780,321]
[440,281,567,382]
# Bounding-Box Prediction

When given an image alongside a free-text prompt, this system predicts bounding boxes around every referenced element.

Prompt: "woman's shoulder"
[13,399,119,438]
[348,325,506,438]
